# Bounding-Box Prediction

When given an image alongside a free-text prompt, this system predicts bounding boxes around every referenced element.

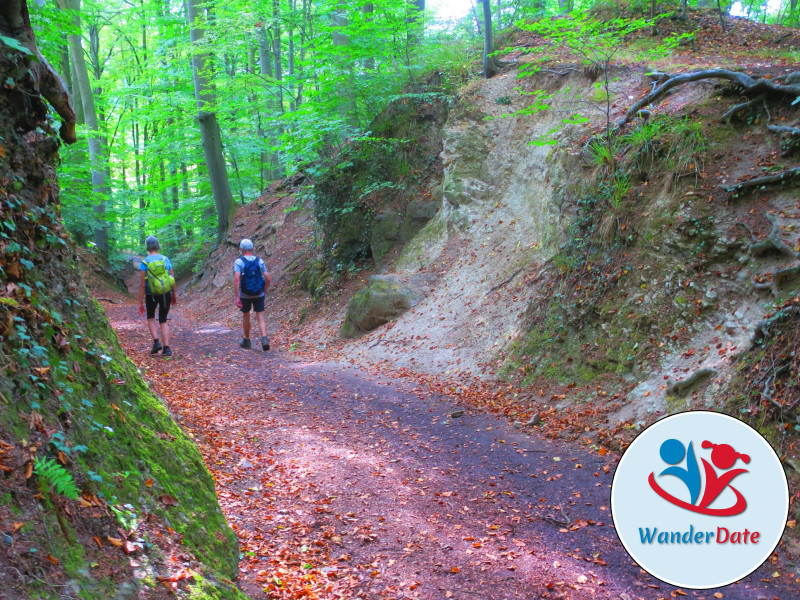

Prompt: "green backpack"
[145,258,175,295]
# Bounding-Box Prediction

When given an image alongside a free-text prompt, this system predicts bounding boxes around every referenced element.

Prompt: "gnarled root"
[750,305,800,346]
[666,368,718,397]
[722,166,800,195]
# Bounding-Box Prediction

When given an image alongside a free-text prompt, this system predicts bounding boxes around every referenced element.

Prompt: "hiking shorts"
[145,292,172,323]
[240,297,265,313]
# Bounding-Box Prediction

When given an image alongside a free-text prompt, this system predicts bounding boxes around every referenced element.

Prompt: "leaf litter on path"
[105,302,800,599]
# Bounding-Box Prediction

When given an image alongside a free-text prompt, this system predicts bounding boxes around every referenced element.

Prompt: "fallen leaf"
[159,494,179,506]
[107,536,124,547]
[145,478,154,487]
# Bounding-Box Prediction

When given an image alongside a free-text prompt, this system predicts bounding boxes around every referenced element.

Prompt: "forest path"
[104,302,796,600]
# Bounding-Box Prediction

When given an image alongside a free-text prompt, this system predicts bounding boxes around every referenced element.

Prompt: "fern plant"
[33,456,79,500]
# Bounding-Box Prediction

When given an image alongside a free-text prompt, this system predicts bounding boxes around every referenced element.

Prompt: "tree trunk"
[332,2,354,123]
[471,1,482,35]
[185,0,235,246]
[273,0,283,113]
[288,0,296,110]
[407,0,425,45]
[363,3,375,71]
[716,0,727,32]
[481,0,499,78]
[63,0,109,253]
[256,23,281,182]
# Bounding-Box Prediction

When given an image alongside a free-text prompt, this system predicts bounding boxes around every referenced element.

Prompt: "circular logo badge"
[611,411,789,589]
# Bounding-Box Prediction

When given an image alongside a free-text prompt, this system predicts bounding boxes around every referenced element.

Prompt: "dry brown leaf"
[159,494,179,506]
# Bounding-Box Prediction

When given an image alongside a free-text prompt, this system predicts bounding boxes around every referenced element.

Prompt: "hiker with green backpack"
[137,235,177,356]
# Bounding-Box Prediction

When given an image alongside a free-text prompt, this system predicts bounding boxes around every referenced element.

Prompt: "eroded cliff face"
[347,70,586,379]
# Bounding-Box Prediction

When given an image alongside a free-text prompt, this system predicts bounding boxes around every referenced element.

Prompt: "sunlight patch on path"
[193,324,234,335]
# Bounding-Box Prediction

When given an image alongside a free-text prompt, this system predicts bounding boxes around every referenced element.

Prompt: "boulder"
[341,275,419,338]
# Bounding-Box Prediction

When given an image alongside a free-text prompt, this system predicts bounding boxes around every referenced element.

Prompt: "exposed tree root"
[666,368,717,397]
[734,213,800,294]
[722,166,800,195]
[750,305,800,346]
[768,124,800,137]
[721,94,768,123]
[735,213,798,259]
[0,1,76,143]
[619,69,800,129]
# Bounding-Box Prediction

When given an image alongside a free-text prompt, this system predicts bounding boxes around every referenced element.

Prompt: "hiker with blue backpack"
[234,239,271,351]
[137,235,177,356]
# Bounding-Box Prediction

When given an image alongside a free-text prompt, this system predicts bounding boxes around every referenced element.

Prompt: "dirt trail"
[105,301,797,600]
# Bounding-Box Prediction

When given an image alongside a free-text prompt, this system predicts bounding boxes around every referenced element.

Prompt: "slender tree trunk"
[716,0,727,32]
[186,0,235,245]
[481,0,499,78]
[256,23,281,181]
[363,3,375,71]
[471,1,482,35]
[288,0,296,110]
[62,0,109,253]
[180,162,193,239]
[332,2,355,123]
[272,0,283,113]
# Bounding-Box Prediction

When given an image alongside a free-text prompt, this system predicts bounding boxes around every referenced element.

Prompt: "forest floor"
[102,297,800,600]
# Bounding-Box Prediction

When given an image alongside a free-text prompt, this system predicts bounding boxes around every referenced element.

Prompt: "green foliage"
[515,10,655,73]
[586,135,620,168]
[33,456,80,500]
[0,34,33,56]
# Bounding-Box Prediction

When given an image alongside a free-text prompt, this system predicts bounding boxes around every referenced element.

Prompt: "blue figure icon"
[658,438,701,505]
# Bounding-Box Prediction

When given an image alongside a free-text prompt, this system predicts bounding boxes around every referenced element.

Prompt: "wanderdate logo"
[611,411,789,589]
[648,438,749,516]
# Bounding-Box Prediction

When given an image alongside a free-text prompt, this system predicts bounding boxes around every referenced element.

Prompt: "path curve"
[106,303,798,600]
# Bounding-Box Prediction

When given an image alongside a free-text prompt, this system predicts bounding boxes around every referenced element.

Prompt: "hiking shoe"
[151,340,162,354]
[239,338,251,349]
[162,346,172,357]
[261,336,270,351]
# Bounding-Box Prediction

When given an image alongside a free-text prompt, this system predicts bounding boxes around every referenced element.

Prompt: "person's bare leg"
[160,321,170,347]
[243,312,251,339]
[147,318,159,340]
[256,312,267,337]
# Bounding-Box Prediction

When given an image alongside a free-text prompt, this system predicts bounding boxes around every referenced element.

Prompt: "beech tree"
[186,0,235,245]
[59,0,109,253]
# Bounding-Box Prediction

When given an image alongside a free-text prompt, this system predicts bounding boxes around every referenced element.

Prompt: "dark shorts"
[145,292,172,323]
[240,296,265,313]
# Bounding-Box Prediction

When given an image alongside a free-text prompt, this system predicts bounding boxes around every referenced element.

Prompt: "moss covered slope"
[0,12,243,600]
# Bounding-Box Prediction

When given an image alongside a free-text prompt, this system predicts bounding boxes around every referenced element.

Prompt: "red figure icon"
[697,441,750,512]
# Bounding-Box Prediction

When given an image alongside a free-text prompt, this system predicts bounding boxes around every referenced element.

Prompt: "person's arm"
[169,268,178,301]
[234,271,242,308]
[262,261,271,294]
[138,270,146,314]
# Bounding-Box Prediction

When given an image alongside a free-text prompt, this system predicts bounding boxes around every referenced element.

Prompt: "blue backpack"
[240,257,265,296]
